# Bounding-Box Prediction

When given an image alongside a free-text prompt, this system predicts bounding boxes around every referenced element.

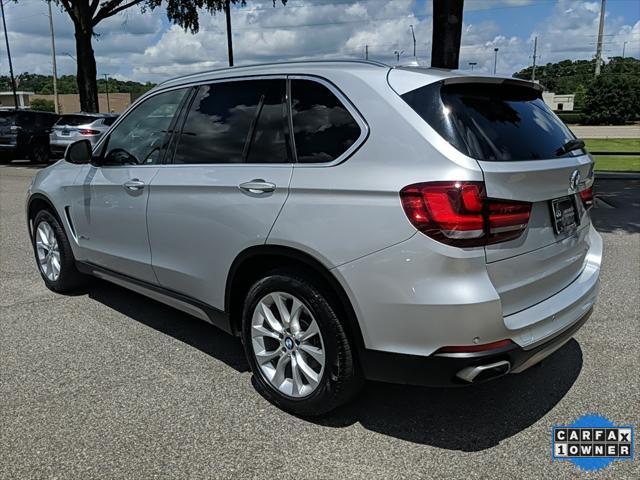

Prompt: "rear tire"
[29,144,49,164]
[241,269,362,416]
[32,210,86,292]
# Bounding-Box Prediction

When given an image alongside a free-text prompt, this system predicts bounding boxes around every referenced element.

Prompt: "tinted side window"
[246,81,289,163]
[174,79,288,165]
[290,79,361,163]
[102,88,187,166]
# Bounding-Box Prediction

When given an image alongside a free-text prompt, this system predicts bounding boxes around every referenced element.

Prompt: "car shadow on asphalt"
[315,340,582,451]
[87,281,250,373]
[86,279,582,452]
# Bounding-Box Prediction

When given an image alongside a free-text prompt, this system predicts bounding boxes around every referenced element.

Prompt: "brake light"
[79,129,100,136]
[436,339,514,354]
[400,181,531,247]
[579,186,594,209]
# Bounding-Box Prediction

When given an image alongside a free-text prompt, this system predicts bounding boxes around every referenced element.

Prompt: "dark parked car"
[0,110,60,164]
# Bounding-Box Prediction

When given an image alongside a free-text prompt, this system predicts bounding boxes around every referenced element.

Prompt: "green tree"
[573,84,587,111]
[513,57,640,94]
[12,1,286,113]
[30,98,56,112]
[583,75,640,125]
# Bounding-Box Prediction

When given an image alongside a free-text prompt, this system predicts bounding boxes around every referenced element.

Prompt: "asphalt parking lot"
[1,162,638,479]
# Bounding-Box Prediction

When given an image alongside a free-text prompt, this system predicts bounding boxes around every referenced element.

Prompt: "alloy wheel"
[35,221,61,281]
[250,291,326,398]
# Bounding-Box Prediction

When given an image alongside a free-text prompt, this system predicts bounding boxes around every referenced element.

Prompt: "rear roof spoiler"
[442,76,543,93]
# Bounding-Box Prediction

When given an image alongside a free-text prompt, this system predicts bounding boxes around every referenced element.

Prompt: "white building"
[542,92,575,112]
[0,91,33,109]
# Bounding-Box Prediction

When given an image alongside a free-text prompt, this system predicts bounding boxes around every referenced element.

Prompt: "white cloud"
[0,0,638,84]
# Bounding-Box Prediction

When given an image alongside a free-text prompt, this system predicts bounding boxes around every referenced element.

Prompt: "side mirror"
[64,139,93,164]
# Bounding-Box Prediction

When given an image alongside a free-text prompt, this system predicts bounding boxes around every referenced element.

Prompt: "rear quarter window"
[290,79,361,163]
[401,81,579,161]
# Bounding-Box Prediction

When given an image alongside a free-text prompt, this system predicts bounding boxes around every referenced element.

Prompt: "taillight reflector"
[579,187,594,209]
[400,181,532,247]
[436,339,514,353]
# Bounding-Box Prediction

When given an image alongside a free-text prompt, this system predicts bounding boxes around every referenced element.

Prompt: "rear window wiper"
[555,138,585,156]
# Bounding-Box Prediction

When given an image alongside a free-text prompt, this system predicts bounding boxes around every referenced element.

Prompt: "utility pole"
[468,61,477,71]
[365,44,368,60]
[622,41,627,58]
[493,47,499,75]
[224,0,234,67]
[531,36,538,82]
[103,74,110,113]
[47,0,59,113]
[1,0,19,110]
[410,24,416,58]
[594,0,606,76]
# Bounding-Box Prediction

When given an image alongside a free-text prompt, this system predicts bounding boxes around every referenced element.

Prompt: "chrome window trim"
[94,73,369,168]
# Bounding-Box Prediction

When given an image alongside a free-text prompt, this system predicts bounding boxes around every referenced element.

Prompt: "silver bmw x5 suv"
[27,61,602,415]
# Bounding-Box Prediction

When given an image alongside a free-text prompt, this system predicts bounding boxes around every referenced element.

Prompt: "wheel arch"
[225,245,366,358]
[27,193,63,237]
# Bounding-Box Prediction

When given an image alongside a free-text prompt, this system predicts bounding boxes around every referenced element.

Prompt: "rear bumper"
[360,307,592,386]
[336,224,602,386]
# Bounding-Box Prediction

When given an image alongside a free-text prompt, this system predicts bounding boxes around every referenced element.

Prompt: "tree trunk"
[431,0,464,70]
[74,25,99,113]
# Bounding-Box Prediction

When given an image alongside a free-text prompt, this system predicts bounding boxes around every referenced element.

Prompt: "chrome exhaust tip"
[456,360,511,383]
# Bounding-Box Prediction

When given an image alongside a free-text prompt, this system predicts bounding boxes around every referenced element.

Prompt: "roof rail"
[158,59,390,86]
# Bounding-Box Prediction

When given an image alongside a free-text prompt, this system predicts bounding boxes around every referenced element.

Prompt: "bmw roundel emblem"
[284,337,294,350]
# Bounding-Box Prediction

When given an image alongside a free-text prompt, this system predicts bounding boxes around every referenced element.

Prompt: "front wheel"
[242,270,362,416]
[32,210,86,292]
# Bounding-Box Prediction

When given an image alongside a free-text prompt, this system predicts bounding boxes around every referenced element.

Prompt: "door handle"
[239,179,276,195]
[123,178,145,191]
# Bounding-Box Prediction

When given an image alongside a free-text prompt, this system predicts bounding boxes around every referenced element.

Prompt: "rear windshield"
[55,115,102,126]
[402,82,580,161]
[103,116,117,126]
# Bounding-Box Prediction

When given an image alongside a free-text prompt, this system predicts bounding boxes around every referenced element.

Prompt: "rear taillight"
[579,186,594,209]
[400,181,532,247]
[79,129,100,136]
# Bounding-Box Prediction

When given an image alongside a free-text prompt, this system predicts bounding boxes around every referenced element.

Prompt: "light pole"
[493,48,499,75]
[224,0,233,66]
[409,24,416,58]
[102,74,111,113]
[622,41,628,58]
[1,0,19,109]
[468,61,477,71]
[394,50,404,64]
[47,0,59,113]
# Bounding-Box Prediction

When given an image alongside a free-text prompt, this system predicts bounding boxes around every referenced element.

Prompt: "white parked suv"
[27,61,602,415]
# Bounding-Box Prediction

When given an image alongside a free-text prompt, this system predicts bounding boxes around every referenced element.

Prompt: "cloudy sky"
[1,0,639,83]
